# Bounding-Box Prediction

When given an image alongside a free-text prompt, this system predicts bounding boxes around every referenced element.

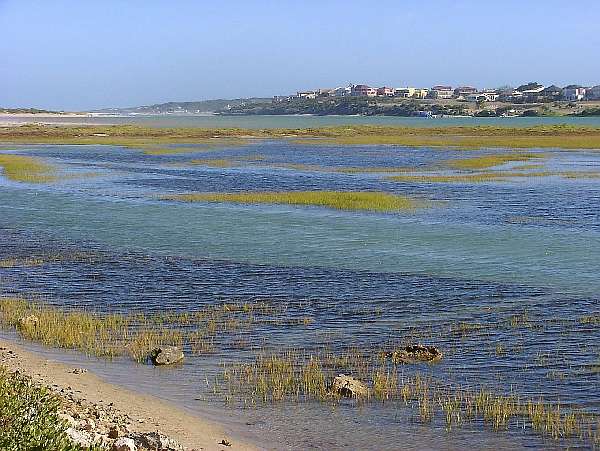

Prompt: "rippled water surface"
[1,140,599,450]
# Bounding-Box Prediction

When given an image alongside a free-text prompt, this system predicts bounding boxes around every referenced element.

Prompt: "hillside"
[95,98,270,115]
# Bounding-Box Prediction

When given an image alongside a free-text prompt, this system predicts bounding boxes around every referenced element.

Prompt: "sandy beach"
[0,337,258,451]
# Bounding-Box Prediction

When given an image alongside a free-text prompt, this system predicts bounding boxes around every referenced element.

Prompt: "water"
[0,139,599,449]
[5,113,600,128]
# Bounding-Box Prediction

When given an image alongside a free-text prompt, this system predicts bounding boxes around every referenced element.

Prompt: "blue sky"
[1,0,599,110]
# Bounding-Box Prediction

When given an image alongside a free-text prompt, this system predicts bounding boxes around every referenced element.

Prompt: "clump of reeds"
[0,297,287,362]
[216,350,599,447]
[0,154,56,183]
[162,191,422,213]
[0,257,45,268]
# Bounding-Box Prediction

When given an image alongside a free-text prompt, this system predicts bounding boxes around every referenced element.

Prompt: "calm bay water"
[0,137,599,449]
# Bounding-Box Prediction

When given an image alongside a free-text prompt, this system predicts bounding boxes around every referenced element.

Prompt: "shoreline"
[0,337,258,451]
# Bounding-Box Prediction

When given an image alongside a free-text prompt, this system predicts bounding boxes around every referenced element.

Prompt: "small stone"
[71,368,88,374]
[150,346,184,366]
[17,315,39,329]
[108,426,120,439]
[66,427,92,447]
[112,437,137,451]
[331,374,369,398]
[79,418,96,431]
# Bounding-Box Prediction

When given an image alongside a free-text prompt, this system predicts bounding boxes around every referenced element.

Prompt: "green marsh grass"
[0,297,284,362]
[162,191,421,213]
[216,350,598,446]
[387,170,599,183]
[0,154,56,183]
[4,124,600,150]
[189,158,237,168]
[446,153,545,170]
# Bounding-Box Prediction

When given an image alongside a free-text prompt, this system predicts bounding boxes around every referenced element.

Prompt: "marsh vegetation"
[162,191,422,212]
[0,154,56,183]
[4,124,600,150]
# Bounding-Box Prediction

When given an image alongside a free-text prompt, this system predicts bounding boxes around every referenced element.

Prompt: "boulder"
[389,344,442,364]
[331,374,369,398]
[112,437,137,451]
[66,427,92,447]
[17,315,39,329]
[132,431,183,450]
[150,346,184,366]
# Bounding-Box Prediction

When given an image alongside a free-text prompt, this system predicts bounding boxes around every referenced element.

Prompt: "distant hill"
[95,98,270,115]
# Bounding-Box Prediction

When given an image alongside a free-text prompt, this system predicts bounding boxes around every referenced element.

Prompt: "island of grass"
[163,191,421,212]
[3,124,600,150]
[0,154,56,183]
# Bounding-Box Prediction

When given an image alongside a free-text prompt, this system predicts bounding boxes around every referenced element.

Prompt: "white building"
[563,86,586,101]
[296,91,318,99]
[332,86,352,97]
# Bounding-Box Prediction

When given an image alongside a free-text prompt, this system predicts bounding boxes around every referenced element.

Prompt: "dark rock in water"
[389,344,442,364]
[150,346,184,366]
[331,374,369,398]
[132,431,183,450]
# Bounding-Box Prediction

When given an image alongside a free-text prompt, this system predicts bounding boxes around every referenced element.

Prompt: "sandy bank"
[0,337,257,451]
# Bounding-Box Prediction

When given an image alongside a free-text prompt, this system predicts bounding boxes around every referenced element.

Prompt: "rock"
[112,437,137,451]
[71,367,88,374]
[132,431,184,450]
[17,315,39,329]
[389,344,443,364]
[150,346,184,366]
[66,427,92,447]
[79,418,95,431]
[331,374,369,398]
[108,426,120,439]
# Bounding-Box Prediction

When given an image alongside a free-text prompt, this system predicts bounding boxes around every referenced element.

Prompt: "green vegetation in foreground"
[218,352,598,447]
[163,191,421,212]
[446,153,545,170]
[0,154,56,183]
[0,367,88,451]
[3,124,600,150]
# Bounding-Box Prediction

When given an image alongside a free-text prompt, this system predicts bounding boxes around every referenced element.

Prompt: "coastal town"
[210,81,600,118]
[279,82,600,103]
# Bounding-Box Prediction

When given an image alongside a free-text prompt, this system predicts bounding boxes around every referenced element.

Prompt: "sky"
[1,0,600,111]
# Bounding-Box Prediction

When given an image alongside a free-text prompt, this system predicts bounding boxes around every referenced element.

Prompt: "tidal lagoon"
[1,124,599,449]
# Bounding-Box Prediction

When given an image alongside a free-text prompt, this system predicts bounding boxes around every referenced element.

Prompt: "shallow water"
[5,113,600,128]
[0,140,599,449]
